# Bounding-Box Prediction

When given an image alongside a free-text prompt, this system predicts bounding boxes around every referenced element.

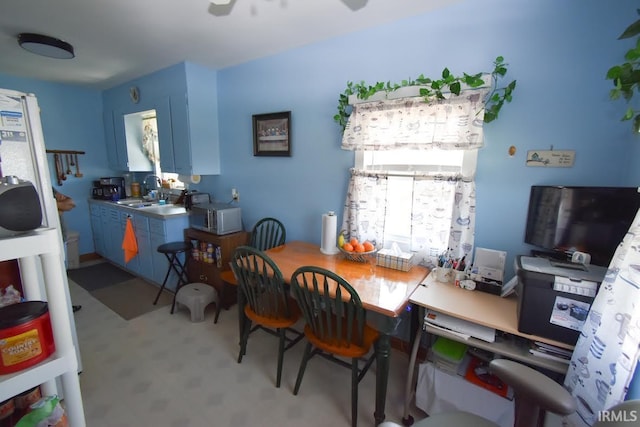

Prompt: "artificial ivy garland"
[333,56,517,131]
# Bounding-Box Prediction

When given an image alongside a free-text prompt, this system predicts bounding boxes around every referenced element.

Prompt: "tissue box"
[376,249,415,271]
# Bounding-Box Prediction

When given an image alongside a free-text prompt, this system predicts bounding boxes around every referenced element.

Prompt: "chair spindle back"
[291,266,366,348]
[251,217,286,251]
[231,246,292,319]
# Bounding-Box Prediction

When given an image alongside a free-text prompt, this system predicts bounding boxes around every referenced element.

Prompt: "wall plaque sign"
[526,149,575,167]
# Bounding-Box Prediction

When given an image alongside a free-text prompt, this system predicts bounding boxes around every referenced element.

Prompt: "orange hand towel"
[122,217,138,263]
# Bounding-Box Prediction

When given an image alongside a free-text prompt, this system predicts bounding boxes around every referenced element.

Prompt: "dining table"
[263,241,429,425]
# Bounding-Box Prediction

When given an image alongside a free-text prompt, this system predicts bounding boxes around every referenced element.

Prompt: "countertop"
[88,199,189,219]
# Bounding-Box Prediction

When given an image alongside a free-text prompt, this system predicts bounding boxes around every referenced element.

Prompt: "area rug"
[89,277,173,320]
[67,262,136,292]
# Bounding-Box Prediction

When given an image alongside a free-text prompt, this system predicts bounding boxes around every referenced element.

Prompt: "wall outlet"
[231,188,239,202]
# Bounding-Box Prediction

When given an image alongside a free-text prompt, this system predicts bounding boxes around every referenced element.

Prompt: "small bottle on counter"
[131,182,141,198]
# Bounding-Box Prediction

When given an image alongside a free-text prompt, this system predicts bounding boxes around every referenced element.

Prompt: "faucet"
[143,174,162,197]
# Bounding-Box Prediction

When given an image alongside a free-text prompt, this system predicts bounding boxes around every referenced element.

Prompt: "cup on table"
[436,267,453,283]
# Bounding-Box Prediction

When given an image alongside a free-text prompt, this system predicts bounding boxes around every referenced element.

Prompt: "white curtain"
[564,207,640,426]
[341,84,491,152]
[339,84,488,266]
[340,169,476,268]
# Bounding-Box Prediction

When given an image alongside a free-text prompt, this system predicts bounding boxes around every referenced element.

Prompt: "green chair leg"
[294,342,313,395]
[276,328,285,388]
[352,359,358,427]
[238,318,252,363]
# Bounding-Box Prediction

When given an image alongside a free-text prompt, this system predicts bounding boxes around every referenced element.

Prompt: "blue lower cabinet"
[108,208,124,266]
[88,201,189,286]
[133,215,152,280]
[90,213,105,256]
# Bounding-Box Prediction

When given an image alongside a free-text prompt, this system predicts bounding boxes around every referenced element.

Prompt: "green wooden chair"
[219,217,286,321]
[230,245,303,388]
[290,266,379,427]
[249,217,286,251]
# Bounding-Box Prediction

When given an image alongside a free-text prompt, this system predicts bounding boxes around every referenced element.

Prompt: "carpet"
[89,278,173,320]
[67,262,136,292]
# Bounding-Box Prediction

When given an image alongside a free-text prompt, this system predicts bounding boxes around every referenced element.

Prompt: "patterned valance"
[341,84,492,151]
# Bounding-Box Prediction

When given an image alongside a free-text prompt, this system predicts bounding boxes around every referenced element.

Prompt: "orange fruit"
[363,241,374,252]
[350,238,359,247]
[354,243,365,252]
[342,243,354,252]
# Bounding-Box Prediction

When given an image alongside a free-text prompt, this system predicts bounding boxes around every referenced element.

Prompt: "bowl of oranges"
[338,236,377,263]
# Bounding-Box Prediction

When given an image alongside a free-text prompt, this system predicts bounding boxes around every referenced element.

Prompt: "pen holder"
[435,267,454,283]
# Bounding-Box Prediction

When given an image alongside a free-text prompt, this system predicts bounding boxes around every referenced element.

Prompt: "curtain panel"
[564,207,640,426]
[341,85,491,152]
[340,168,476,268]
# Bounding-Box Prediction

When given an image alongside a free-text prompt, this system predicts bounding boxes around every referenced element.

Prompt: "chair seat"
[157,241,192,254]
[244,300,301,329]
[303,322,379,359]
[220,269,237,285]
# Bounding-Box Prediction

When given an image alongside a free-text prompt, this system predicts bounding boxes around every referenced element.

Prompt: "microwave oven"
[189,203,242,235]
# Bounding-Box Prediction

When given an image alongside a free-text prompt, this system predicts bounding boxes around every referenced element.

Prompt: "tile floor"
[68,276,425,427]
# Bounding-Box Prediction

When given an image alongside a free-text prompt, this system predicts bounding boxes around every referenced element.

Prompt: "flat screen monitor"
[524,186,640,267]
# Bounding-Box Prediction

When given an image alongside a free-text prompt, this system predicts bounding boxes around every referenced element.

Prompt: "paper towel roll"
[320,211,340,255]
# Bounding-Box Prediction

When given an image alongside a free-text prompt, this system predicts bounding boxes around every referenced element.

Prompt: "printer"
[514,255,607,345]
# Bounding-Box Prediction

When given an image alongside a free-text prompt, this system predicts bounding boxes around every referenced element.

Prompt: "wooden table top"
[265,241,429,317]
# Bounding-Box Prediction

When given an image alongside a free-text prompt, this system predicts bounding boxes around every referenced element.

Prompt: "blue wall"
[0,0,638,274]
[210,0,639,278]
[0,75,109,255]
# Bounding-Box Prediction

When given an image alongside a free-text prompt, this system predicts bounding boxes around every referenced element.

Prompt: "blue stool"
[153,241,192,313]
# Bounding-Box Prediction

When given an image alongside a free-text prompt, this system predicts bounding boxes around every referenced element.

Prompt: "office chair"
[290,266,379,427]
[381,358,577,427]
[230,245,303,388]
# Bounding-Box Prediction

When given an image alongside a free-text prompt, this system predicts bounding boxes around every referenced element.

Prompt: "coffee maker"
[93,177,126,201]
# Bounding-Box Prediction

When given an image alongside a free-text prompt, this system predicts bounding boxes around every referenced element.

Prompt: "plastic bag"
[14,395,68,427]
[0,285,22,307]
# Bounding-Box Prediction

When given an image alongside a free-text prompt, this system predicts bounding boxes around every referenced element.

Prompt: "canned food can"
[0,302,55,374]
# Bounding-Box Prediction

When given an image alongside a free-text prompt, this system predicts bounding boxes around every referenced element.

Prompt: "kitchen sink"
[115,198,167,208]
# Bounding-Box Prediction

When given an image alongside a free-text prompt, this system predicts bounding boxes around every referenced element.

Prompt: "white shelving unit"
[0,88,86,425]
[0,228,86,426]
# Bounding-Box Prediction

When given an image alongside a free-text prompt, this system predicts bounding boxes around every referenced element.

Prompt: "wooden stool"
[175,283,219,322]
[153,241,192,313]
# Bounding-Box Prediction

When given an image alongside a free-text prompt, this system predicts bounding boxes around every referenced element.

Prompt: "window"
[352,149,477,253]
[340,88,487,267]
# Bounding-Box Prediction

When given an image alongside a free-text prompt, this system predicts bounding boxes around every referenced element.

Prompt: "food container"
[0,301,55,374]
[131,182,141,198]
[14,386,42,420]
[0,398,15,427]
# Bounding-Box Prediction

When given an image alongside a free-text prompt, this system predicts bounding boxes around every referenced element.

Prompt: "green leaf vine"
[333,56,517,131]
[606,9,640,133]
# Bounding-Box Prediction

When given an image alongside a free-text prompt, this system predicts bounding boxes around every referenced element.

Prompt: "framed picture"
[252,111,291,157]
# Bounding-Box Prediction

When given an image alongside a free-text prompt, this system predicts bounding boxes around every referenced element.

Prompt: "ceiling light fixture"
[17,33,75,59]
[210,0,232,4]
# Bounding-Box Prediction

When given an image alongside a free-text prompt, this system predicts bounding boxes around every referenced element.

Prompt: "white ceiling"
[0,0,459,90]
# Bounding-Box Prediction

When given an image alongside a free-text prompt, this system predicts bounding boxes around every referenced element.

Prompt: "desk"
[402,272,574,424]
[264,241,429,425]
